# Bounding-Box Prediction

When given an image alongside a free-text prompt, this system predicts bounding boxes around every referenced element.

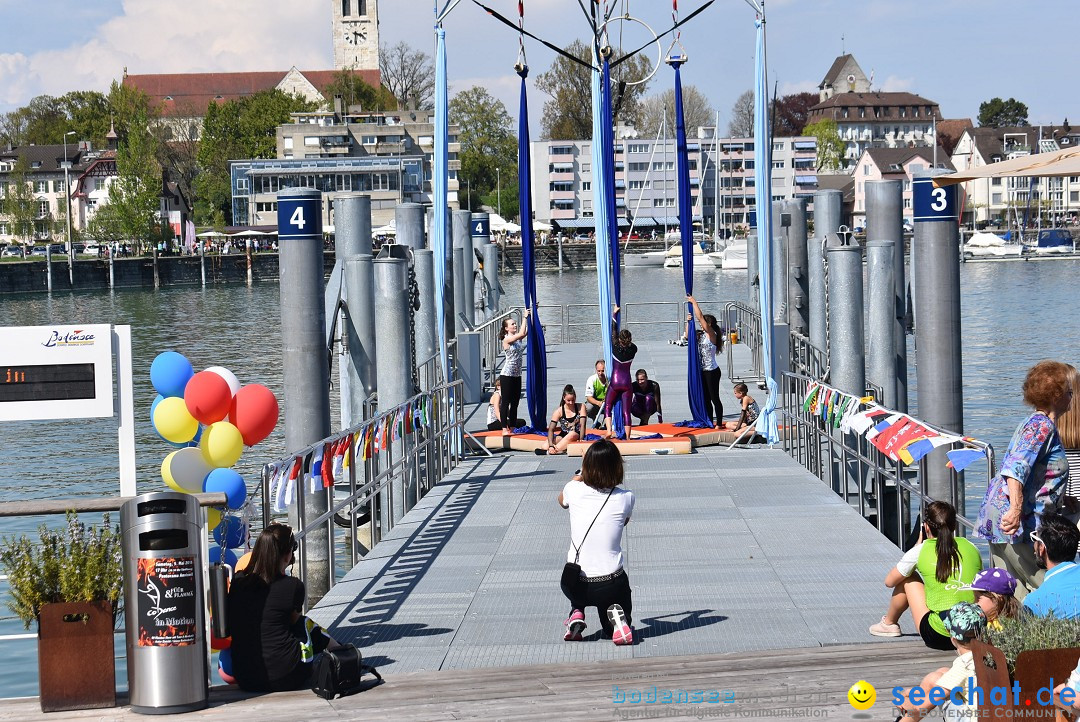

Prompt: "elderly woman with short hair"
[975,360,1074,598]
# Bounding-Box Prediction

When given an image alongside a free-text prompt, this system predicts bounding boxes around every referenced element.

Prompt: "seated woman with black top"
[549,384,587,455]
[227,523,341,691]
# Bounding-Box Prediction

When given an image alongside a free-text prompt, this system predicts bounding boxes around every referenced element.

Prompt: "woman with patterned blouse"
[975,360,1074,599]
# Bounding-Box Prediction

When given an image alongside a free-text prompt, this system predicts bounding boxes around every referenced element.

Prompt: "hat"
[959,568,1018,596]
[940,602,987,641]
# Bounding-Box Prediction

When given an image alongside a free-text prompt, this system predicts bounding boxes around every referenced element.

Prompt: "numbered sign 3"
[277,190,323,240]
[913,177,957,223]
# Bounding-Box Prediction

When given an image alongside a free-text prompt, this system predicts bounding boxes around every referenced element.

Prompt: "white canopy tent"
[487,212,519,234]
[935,146,1080,186]
[373,219,397,235]
[531,220,553,232]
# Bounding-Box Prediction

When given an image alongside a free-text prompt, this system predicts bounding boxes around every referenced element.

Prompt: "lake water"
[0,259,1077,697]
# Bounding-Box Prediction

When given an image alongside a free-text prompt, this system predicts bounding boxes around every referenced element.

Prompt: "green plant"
[0,513,124,629]
[981,613,1080,675]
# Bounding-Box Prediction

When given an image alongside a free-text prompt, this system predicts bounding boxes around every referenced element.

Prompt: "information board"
[0,325,113,421]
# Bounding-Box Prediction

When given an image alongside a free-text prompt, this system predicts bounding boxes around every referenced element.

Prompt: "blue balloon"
[209,545,239,567]
[151,395,203,448]
[218,647,233,675]
[204,468,247,509]
[150,351,194,398]
[213,515,248,550]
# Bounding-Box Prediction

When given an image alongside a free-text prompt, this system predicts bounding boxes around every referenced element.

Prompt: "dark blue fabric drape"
[674,60,711,426]
[601,58,626,438]
[518,67,548,430]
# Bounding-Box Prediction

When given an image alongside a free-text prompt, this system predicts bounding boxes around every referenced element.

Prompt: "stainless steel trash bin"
[121,492,208,714]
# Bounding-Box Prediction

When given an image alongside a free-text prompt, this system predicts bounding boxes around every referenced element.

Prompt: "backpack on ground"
[310,644,382,699]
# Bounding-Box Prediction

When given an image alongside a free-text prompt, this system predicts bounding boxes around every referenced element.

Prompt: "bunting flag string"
[799,381,975,469]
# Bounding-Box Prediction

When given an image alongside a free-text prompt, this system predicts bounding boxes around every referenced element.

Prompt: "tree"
[89,110,161,252]
[535,40,653,140]
[378,42,436,111]
[727,90,754,137]
[59,91,111,147]
[636,85,715,138]
[322,70,397,113]
[449,86,518,219]
[193,90,317,225]
[772,92,818,137]
[2,156,38,251]
[978,97,1029,128]
[802,118,846,172]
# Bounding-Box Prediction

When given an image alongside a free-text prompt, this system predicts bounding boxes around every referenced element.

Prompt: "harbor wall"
[0,241,674,293]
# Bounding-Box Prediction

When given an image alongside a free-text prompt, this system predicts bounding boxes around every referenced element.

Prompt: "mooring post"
[771,201,788,324]
[397,203,425,250]
[866,180,908,412]
[453,209,476,327]
[913,172,964,504]
[826,242,867,501]
[276,187,331,605]
[746,229,758,312]
[809,189,842,353]
[45,248,53,292]
[453,247,468,335]
[784,198,809,336]
[199,237,206,287]
[866,240,898,409]
[413,249,437,391]
[336,193,375,425]
[374,257,413,525]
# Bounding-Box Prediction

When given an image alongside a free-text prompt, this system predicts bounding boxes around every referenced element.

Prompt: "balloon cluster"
[149,351,279,568]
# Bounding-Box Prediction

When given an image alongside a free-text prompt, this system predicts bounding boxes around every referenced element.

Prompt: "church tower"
[333,0,379,71]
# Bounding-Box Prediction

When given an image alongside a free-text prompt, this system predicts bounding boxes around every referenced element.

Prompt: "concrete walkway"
[309,446,906,674]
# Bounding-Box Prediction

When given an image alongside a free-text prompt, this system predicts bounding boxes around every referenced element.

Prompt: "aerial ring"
[598,14,662,87]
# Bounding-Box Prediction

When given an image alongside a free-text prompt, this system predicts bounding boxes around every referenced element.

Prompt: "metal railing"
[723,301,763,384]
[789,329,828,382]
[778,371,995,545]
[260,379,465,599]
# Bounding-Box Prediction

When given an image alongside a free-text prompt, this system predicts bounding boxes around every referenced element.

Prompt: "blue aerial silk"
[590,50,614,376]
[673,58,712,427]
[602,59,622,323]
[433,27,450,381]
[752,16,779,444]
[517,67,548,430]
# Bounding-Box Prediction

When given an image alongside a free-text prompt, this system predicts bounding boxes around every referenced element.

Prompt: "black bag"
[311,644,382,699]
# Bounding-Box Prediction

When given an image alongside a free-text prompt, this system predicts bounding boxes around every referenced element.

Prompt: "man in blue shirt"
[1024,513,1080,618]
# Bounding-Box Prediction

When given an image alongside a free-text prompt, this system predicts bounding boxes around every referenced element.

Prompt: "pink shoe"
[607,604,633,646]
[869,616,902,637]
[563,609,586,641]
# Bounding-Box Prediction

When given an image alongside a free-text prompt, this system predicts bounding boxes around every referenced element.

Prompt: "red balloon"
[210,633,231,651]
[229,384,279,446]
[184,371,233,425]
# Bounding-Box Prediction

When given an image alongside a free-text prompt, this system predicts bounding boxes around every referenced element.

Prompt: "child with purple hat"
[960,568,1020,629]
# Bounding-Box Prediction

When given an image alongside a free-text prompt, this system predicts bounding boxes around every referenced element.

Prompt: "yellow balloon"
[206,507,222,531]
[200,421,244,468]
[154,396,199,444]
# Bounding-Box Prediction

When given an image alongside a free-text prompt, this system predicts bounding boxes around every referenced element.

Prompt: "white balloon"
[205,366,241,397]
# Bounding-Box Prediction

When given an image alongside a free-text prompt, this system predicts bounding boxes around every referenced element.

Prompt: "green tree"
[60,91,112,148]
[978,97,1029,128]
[637,85,715,138]
[193,90,317,225]
[803,118,846,171]
[89,111,161,252]
[321,70,396,113]
[106,80,157,146]
[378,42,436,110]
[535,40,653,140]
[449,86,518,219]
[2,156,38,251]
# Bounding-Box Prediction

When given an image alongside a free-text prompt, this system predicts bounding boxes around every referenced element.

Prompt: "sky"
[1,0,1077,133]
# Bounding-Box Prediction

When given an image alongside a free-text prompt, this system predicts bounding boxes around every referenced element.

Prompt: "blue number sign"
[470,215,490,238]
[913,177,957,223]
[277,193,322,240]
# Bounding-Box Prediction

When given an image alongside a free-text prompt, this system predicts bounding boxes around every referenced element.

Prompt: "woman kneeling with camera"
[227,522,342,691]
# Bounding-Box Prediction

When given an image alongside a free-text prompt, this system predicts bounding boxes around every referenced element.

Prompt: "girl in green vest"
[869,501,983,650]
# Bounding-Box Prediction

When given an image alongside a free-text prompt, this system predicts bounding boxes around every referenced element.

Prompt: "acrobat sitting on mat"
[630,369,663,425]
[548,385,588,455]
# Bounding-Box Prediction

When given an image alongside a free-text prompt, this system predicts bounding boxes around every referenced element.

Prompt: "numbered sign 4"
[277,192,323,240]
[470,215,491,238]
[912,177,957,223]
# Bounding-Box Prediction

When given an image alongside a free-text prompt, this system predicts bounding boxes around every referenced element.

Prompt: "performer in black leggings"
[688,295,724,428]
[498,310,530,434]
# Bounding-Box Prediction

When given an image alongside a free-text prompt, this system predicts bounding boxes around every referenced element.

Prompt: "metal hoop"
[598,14,662,87]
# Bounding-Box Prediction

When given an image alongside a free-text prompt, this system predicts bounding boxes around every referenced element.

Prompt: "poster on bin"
[136,557,198,647]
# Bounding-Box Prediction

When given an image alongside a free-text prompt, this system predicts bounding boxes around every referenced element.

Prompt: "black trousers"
[499,374,522,429]
[561,569,633,636]
[700,367,724,426]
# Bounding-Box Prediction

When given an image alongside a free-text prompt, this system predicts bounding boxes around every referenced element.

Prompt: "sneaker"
[563,609,586,641]
[869,616,902,637]
[607,604,633,646]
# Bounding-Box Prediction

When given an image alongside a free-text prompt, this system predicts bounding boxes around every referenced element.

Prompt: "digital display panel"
[0,363,96,402]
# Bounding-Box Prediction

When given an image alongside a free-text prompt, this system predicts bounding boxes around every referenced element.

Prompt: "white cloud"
[879,75,914,93]
[778,80,816,96]
[0,0,332,110]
